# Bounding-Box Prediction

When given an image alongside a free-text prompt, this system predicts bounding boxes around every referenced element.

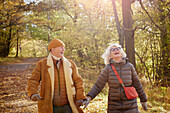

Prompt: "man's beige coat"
[27,56,86,113]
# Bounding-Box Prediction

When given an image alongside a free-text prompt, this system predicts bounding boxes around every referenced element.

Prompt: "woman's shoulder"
[104,64,111,70]
[125,61,135,68]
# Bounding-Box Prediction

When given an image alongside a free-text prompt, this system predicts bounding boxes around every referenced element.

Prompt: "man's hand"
[31,94,42,101]
[141,102,148,111]
[76,99,84,107]
[82,96,92,109]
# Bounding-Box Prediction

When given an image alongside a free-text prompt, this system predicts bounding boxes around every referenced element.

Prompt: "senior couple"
[27,38,148,113]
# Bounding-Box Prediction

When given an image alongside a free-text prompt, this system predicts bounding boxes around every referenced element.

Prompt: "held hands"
[76,96,92,108]
[141,102,148,111]
[82,96,92,109]
[31,94,42,101]
[76,99,84,107]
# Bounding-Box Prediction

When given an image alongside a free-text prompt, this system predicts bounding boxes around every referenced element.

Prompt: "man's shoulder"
[67,59,74,63]
[65,58,77,68]
[66,59,75,65]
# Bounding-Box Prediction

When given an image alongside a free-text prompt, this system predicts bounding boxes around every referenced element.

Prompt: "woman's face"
[110,46,122,59]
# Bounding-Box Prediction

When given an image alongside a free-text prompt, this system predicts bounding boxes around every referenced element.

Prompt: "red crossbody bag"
[110,64,138,99]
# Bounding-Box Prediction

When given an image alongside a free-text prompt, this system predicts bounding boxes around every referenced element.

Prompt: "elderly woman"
[84,43,148,113]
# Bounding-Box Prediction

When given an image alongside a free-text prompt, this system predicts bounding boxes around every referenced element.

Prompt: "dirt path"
[0,57,43,113]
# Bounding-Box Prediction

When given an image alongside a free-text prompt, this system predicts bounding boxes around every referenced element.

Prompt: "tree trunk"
[122,0,135,67]
[158,1,169,86]
[1,24,12,57]
[16,29,19,57]
[7,25,12,57]
[111,0,124,48]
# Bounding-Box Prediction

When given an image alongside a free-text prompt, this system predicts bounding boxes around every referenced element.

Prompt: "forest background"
[0,0,169,112]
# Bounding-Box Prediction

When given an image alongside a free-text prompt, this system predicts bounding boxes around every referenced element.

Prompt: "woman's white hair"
[101,43,127,65]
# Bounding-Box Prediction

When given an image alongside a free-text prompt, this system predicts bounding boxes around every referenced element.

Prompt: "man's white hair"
[101,43,127,65]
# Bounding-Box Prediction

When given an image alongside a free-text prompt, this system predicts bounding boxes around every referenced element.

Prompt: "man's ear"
[51,48,54,52]
[50,48,54,54]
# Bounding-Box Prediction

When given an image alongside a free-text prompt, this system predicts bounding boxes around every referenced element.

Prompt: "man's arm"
[27,61,41,98]
[70,60,86,101]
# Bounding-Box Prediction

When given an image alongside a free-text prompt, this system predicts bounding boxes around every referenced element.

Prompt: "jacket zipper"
[120,66,122,98]
[119,65,123,109]
[56,68,60,95]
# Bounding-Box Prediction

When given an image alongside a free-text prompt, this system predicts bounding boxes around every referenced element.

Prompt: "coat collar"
[47,54,79,113]
[109,57,128,66]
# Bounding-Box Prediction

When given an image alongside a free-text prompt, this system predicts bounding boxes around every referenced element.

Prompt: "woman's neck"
[112,57,122,63]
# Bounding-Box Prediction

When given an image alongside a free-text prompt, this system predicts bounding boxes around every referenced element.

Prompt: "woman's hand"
[141,102,148,111]
[76,99,83,107]
[82,96,92,109]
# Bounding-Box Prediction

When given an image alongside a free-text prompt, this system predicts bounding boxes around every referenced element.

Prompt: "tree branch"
[138,0,163,32]
[135,51,153,85]
[58,2,76,22]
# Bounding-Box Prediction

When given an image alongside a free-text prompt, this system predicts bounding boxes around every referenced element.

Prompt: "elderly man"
[28,39,86,113]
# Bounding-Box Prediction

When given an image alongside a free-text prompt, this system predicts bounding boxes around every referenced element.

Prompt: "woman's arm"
[131,64,147,102]
[87,66,108,99]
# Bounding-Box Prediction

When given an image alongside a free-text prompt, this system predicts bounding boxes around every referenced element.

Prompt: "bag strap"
[110,64,125,87]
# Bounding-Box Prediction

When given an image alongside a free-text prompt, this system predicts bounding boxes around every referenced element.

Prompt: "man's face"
[51,46,65,58]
